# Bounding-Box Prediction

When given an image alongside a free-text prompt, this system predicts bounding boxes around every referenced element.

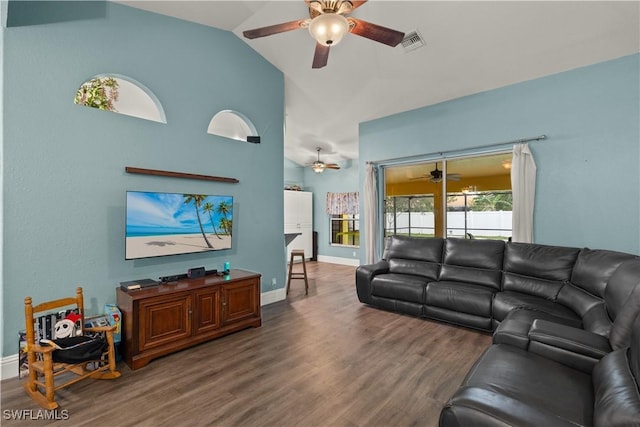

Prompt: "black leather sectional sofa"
[355,236,640,426]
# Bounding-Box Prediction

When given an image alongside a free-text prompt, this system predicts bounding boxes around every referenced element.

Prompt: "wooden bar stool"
[287,249,309,295]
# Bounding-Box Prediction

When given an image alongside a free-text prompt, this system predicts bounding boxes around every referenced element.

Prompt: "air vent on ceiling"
[401,30,425,53]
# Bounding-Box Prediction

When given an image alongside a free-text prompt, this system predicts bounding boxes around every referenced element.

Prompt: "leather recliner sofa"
[439,310,640,426]
[355,236,640,426]
[356,236,640,338]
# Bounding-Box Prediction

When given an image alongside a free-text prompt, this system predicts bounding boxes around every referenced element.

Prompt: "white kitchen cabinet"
[284,190,313,261]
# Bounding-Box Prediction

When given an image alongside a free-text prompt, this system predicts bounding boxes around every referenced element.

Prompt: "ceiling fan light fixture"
[312,163,326,173]
[309,13,349,46]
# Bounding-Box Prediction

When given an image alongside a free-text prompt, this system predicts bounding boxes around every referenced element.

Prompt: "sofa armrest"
[355,260,389,304]
[528,319,612,373]
[493,317,532,349]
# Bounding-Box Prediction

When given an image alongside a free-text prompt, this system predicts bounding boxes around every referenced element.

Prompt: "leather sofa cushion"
[557,283,613,336]
[442,238,505,270]
[383,236,443,280]
[504,242,580,282]
[570,248,637,298]
[557,282,605,318]
[503,271,564,299]
[426,281,495,317]
[493,291,580,323]
[493,308,583,349]
[605,258,640,322]
[440,265,502,290]
[388,258,440,280]
[383,235,444,263]
[528,319,611,373]
[371,274,426,303]
[439,238,504,289]
[581,303,613,337]
[441,344,593,426]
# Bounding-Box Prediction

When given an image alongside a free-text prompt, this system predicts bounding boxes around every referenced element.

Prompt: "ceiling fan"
[309,147,340,173]
[411,164,461,183]
[242,0,405,69]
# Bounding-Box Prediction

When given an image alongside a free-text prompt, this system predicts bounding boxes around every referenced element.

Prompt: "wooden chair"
[23,287,121,409]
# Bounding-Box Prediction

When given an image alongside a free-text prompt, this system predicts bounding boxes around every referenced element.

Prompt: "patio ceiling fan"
[309,147,340,173]
[411,164,461,183]
[242,0,405,69]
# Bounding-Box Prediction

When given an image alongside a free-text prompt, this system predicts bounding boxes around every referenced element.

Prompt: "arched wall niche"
[208,110,259,143]
[74,74,166,123]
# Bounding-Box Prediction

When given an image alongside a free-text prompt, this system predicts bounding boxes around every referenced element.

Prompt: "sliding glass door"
[383,152,513,241]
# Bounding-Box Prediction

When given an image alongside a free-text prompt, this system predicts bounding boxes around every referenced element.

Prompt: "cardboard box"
[104,304,122,343]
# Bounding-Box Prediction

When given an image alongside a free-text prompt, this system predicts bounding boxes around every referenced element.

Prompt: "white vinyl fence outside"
[385,211,512,238]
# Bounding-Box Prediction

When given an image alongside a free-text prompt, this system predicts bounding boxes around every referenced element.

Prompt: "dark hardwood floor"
[1,262,491,427]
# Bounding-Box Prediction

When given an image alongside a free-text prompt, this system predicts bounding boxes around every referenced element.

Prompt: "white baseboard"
[2,353,19,380]
[317,255,360,266]
[261,287,286,306]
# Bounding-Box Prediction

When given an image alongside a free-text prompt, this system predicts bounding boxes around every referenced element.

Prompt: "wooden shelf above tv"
[125,167,239,183]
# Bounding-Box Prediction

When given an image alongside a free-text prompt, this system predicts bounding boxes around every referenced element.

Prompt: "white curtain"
[511,143,537,243]
[364,163,379,264]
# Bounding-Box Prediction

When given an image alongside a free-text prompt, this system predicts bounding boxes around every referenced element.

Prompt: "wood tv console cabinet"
[116,269,261,370]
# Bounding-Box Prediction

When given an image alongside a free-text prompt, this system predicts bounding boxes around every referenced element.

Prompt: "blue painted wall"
[284,157,305,189]
[360,54,640,258]
[2,1,285,356]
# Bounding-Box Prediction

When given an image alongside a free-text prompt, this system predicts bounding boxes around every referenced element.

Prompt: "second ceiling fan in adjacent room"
[309,147,341,173]
[411,164,461,183]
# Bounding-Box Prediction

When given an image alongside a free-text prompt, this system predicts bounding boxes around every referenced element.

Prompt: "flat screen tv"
[125,191,233,260]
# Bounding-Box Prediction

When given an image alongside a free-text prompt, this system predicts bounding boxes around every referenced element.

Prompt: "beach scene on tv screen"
[126,191,233,259]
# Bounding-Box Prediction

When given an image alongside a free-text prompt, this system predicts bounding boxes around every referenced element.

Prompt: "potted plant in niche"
[74,77,119,111]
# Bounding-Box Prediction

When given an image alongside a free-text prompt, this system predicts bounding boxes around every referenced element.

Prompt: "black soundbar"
[160,269,219,283]
[159,274,188,283]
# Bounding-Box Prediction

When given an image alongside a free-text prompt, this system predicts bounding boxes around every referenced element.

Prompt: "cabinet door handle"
[188,305,192,316]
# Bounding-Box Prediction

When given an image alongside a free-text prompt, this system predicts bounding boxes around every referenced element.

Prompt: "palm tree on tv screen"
[202,202,222,239]
[216,200,232,235]
[183,194,213,248]
[220,218,233,236]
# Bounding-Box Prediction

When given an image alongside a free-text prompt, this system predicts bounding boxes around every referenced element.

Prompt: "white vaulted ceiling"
[117,1,640,166]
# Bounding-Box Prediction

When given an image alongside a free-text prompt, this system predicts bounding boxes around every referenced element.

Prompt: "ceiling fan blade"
[347,18,405,47]
[312,43,330,69]
[348,1,368,10]
[243,20,307,39]
[326,164,341,169]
